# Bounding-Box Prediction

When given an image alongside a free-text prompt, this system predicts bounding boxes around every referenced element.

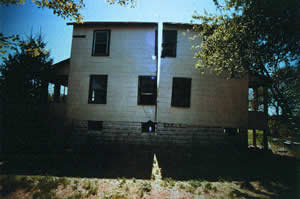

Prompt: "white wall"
[67,25,157,122]
[66,23,248,128]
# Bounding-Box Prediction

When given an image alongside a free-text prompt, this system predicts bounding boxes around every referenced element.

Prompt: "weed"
[240,181,255,190]
[141,182,152,192]
[212,185,217,192]
[132,178,136,183]
[185,186,195,193]
[218,177,226,182]
[205,182,212,190]
[138,181,152,197]
[32,190,55,199]
[163,177,175,187]
[151,174,155,180]
[103,191,126,199]
[72,184,77,191]
[86,186,98,197]
[74,180,79,185]
[228,191,236,199]
[155,169,159,175]
[74,191,83,199]
[119,177,126,188]
[188,180,202,188]
[125,185,129,192]
[178,183,185,190]
[58,177,70,189]
[83,181,92,190]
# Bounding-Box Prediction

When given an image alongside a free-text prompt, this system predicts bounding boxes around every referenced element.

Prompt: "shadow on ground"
[0,144,154,179]
[155,146,300,199]
[1,144,299,198]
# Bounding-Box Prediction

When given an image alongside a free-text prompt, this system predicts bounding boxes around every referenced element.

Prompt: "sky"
[0,0,217,64]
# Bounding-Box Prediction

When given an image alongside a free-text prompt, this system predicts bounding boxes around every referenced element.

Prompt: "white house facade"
[50,21,253,149]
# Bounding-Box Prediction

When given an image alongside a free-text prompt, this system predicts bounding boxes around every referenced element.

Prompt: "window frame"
[88,75,108,104]
[138,76,157,105]
[171,77,192,108]
[92,30,111,56]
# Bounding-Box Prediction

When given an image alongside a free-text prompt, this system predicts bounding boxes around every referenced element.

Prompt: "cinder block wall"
[70,120,248,151]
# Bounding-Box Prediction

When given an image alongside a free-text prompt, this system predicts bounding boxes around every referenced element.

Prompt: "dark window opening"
[162,30,177,57]
[73,35,86,38]
[92,30,110,56]
[88,121,103,131]
[88,75,108,104]
[138,76,157,105]
[171,77,191,107]
[224,128,238,136]
[248,87,264,112]
[49,75,68,103]
[142,120,155,132]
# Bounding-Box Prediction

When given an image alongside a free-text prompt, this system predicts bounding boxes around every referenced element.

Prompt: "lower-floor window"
[88,75,108,104]
[48,75,68,103]
[138,76,157,105]
[171,77,192,107]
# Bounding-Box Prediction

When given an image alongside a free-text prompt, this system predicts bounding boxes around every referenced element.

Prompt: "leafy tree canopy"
[0,33,53,127]
[192,0,300,130]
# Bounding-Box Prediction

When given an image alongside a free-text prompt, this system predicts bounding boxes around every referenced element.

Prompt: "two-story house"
[50,21,268,149]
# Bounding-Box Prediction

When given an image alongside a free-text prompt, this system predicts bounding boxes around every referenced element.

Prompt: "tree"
[0,0,136,56]
[192,0,300,131]
[0,33,53,127]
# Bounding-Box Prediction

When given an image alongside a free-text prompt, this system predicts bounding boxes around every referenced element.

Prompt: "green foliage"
[163,177,176,187]
[119,177,126,188]
[193,0,300,131]
[132,177,136,183]
[0,175,71,199]
[0,33,53,130]
[103,191,127,199]
[86,186,98,197]
[188,179,202,188]
[83,180,92,190]
[138,181,152,197]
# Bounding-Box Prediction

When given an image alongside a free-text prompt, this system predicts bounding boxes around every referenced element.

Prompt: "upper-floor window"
[171,77,191,107]
[88,75,108,104]
[155,30,178,58]
[138,76,157,105]
[162,30,177,57]
[92,30,110,56]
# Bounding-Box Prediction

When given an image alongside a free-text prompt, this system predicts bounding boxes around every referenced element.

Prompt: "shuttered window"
[171,77,191,107]
[92,30,110,56]
[88,75,108,104]
[138,76,157,105]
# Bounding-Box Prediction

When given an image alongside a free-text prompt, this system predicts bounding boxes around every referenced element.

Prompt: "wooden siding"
[67,26,157,122]
[157,25,248,128]
[66,24,248,128]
